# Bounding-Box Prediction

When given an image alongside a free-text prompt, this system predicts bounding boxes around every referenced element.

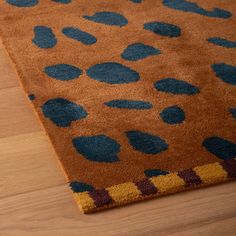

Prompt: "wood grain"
[0,87,40,138]
[0,183,235,236]
[0,131,65,198]
[0,42,18,89]
[0,41,235,235]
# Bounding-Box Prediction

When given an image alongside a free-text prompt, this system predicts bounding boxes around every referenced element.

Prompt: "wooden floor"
[0,41,235,236]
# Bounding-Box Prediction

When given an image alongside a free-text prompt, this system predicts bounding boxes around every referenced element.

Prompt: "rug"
[0,0,235,213]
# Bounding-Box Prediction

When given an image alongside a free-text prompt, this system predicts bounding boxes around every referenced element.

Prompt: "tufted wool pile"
[0,0,236,213]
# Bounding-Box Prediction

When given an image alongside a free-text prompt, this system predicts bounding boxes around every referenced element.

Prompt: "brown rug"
[0,0,236,213]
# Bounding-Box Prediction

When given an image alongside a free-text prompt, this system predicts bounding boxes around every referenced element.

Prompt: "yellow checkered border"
[72,159,236,213]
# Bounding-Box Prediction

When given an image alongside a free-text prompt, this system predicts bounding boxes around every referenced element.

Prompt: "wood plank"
[169,218,236,236]
[0,41,19,89]
[0,131,66,198]
[0,86,41,138]
[0,182,235,236]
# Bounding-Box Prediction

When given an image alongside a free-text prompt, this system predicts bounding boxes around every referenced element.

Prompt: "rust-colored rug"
[0,0,236,213]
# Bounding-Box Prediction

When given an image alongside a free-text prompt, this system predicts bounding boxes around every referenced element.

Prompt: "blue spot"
[144,169,169,177]
[121,43,161,61]
[62,27,97,45]
[208,37,236,48]
[42,98,87,127]
[229,108,236,119]
[69,181,94,193]
[105,100,152,110]
[28,94,35,101]
[144,22,181,37]
[87,62,140,84]
[211,63,236,86]
[6,0,38,7]
[72,135,120,163]
[126,131,168,154]
[154,78,200,95]
[32,26,57,49]
[44,64,82,81]
[162,0,232,19]
[203,137,236,160]
[83,12,128,27]
[130,0,143,3]
[52,0,71,3]
[160,105,185,124]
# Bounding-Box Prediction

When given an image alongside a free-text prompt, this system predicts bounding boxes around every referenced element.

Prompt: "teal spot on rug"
[72,135,120,162]
[229,108,236,119]
[154,78,199,95]
[105,100,152,110]
[62,27,97,45]
[87,62,140,84]
[144,169,169,177]
[162,0,231,19]
[6,0,38,7]
[42,98,87,127]
[44,64,82,81]
[70,181,94,193]
[32,26,57,49]
[83,12,128,27]
[52,0,71,3]
[28,94,35,101]
[208,37,236,48]
[211,63,236,85]
[121,43,161,61]
[130,0,143,3]
[160,105,185,124]
[203,137,236,160]
[144,22,181,37]
[126,131,168,154]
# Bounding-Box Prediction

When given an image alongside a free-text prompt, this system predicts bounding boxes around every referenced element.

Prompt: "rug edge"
[1,24,235,215]
[72,158,236,213]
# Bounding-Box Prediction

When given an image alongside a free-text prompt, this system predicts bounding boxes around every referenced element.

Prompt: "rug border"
[72,159,236,213]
